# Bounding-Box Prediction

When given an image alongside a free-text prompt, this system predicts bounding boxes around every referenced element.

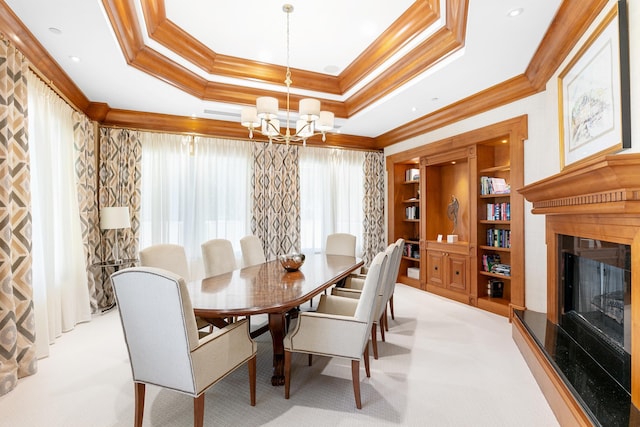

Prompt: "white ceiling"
[6,0,562,139]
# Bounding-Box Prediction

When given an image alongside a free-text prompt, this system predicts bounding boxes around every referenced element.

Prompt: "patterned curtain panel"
[251,142,300,260]
[96,128,142,309]
[73,114,101,312]
[0,41,37,396]
[362,151,386,266]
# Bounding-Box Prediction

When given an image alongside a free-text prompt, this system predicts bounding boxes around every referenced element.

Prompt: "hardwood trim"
[0,0,606,148]
[0,0,91,112]
[374,0,607,148]
[101,108,376,150]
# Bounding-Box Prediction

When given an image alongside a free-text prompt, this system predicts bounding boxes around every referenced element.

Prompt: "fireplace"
[516,154,640,426]
[559,235,631,392]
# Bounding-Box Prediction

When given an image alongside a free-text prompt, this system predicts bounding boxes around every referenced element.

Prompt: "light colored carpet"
[0,284,559,427]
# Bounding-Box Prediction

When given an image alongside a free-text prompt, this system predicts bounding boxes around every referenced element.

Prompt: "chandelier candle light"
[240,4,334,145]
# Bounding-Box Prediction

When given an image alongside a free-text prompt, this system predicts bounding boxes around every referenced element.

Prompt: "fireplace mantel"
[515,153,640,426]
[519,153,640,215]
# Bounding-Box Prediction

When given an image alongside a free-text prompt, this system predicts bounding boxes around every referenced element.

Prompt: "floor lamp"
[100,206,131,262]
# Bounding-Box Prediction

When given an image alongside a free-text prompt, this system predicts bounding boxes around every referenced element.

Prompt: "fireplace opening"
[559,235,631,393]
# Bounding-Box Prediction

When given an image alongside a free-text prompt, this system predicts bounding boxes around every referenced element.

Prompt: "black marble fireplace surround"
[517,153,640,426]
[515,236,634,427]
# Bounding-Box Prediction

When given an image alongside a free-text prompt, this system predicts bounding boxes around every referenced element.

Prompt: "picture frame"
[558,0,631,169]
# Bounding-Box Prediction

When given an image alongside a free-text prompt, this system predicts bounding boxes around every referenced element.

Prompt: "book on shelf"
[482,254,501,272]
[405,168,420,182]
[486,203,510,221]
[487,280,504,298]
[486,228,511,248]
[405,205,419,220]
[480,176,511,195]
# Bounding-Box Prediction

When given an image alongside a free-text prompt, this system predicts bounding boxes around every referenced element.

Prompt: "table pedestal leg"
[268,312,286,386]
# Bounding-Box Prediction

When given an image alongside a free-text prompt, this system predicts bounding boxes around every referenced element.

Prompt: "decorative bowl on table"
[278,253,305,272]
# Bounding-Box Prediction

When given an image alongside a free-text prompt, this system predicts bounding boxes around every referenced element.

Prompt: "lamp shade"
[100,206,131,230]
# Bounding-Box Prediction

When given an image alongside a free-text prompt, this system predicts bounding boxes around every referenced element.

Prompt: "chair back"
[326,233,356,257]
[240,235,266,267]
[139,244,190,281]
[201,238,237,277]
[111,267,200,394]
[353,250,388,323]
[374,240,404,320]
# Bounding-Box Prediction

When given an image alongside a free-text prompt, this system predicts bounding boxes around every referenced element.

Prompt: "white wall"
[385,0,638,312]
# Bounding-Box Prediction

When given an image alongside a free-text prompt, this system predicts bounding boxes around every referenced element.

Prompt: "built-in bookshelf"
[388,160,421,288]
[386,116,526,318]
[475,135,524,317]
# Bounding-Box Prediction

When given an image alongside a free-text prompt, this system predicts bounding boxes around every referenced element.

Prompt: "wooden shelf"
[403,180,419,185]
[479,271,511,280]
[402,255,420,262]
[402,198,420,203]
[479,245,511,252]
[404,219,419,223]
[479,193,511,199]
[479,220,510,225]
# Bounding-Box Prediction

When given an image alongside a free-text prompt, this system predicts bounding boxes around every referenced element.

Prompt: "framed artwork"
[558,0,631,169]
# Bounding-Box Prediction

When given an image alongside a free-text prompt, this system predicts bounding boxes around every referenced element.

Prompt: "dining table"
[186,252,364,386]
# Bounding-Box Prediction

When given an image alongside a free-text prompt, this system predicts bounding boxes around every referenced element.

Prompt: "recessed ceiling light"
[411,107,417,113]
[507,8,524,18]
[48,27,62,35]
[69,56,81,63]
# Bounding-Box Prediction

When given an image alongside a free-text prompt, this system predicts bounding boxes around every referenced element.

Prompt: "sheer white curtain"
[139,134,252,279]
[27,72,91,358]
[299,147,365,255]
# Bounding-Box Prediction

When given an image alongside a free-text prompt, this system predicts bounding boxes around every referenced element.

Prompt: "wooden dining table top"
[187,253,363,318]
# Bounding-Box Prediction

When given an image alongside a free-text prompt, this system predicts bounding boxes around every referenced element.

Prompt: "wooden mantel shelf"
[518,153,640,215]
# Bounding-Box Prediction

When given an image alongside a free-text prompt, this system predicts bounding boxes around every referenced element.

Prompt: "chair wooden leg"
[371,323,379,360]
[389,295,395,320]
[351,360,362,409]
[384,306,390,332]
[364,344,371,378]
[134,382,145,427]
[284,350,292,399]
[193,394,205,427]
[248,354,257,406]
[380,314,386,342]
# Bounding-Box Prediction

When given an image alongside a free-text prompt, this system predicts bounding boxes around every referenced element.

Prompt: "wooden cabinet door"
[426,251,445,288]
[446,254,467,292]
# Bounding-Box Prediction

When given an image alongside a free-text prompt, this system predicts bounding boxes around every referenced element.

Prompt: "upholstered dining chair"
[283,250,388,409]
[139,244,211,333]
[139,243,191,280]
[240,235,267,267]
[201,238,237,278]
[325,232,357,257]
[332,239,404,359]
[111,267,257,427]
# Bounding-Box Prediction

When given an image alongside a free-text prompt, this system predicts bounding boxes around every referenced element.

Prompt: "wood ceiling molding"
[0,0,91,112]
[101,108,375,150]
[374,0,608,149]
[525,0,609,90]
[338,0,440,92]
[0,0,609,150]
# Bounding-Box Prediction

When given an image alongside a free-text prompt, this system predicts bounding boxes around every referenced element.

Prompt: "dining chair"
[139,244,212,333]
[111,267,257,427]
[332,239,403,359]
[201,238,237,277]
[283,250,388,409]
[240,235,267,267]
[325,233,357,257]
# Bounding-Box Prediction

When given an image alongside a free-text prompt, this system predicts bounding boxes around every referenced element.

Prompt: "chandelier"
[240,4,334,145]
